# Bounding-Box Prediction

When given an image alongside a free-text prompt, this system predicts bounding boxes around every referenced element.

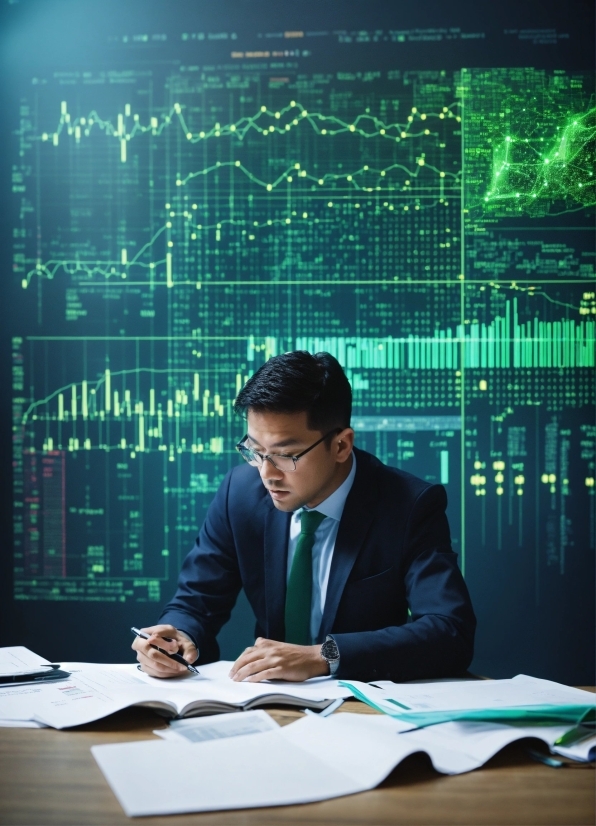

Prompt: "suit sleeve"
[158,470,242,664]
[332,485,476,682]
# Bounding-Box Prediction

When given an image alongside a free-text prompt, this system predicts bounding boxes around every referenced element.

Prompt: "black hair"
[233,351,352,433]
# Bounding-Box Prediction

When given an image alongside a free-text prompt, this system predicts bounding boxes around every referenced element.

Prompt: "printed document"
[153,710,279,743]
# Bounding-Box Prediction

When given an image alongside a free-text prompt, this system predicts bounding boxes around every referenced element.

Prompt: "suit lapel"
[263,503,291,640]
[318,453,378,641]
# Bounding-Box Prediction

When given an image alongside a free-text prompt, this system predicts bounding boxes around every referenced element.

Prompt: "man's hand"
[131,624,198,678]
[229,638,329,682]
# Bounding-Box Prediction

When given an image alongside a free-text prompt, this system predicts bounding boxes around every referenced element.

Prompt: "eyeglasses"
[235,429,341,472]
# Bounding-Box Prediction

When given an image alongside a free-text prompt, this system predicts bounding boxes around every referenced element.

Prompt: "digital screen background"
[1,0,594,682]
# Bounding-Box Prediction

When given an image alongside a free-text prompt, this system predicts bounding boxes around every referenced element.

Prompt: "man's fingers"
[229,655,261,679]
[228,638,280,678]
[139,625,182,652]
[244,667,281,683]
[142,624,179,639]
[231,656,274,682]
[143,648,180,670]
[147,634,178,654]
[132,624,197,678]
[131,635,176,661]
[180,643,198,663]
[147,627,197,659]
[135,645,186,677]
[234,661,281,682]
[137,656,184,678]
[148,646,187,673]
[138,661,181,678]
[228,646,259,676]
[229,651,263,675]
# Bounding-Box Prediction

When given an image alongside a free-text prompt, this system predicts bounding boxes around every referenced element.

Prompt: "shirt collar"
[298,451,357,522]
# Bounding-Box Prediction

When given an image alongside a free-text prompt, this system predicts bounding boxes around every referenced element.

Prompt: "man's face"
[245,409,354,512]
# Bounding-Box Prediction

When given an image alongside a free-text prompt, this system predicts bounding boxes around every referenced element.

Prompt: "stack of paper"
[0,647,64,728]
[339,674,595,728]
[92,711,593,817]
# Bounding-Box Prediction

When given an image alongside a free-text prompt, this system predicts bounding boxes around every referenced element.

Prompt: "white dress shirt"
[287,452,357,643]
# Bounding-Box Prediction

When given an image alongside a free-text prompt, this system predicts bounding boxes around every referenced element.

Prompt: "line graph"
[176,157,458,192]
[38,98,462,154]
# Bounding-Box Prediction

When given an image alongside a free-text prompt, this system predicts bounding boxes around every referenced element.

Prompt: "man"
[133,351,476,682]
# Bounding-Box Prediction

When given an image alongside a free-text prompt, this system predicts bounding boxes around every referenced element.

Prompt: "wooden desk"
[0,698,593,826]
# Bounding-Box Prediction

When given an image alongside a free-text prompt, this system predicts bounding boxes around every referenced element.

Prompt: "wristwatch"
[320,635,340,676]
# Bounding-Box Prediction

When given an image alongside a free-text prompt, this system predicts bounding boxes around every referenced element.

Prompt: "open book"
[0,651,351,729]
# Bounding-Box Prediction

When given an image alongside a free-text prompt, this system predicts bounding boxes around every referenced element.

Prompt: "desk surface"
[0,697,594,826]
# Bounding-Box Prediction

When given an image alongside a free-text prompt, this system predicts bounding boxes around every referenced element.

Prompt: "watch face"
[322,639,339,661]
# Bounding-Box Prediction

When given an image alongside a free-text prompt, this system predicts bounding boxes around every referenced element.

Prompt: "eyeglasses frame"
[235,428,342,472]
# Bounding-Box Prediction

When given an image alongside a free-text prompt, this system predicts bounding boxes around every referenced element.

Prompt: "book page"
[128,660,352,713]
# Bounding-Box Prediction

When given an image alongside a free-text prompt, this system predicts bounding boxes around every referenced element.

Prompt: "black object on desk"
[0,664,72,686]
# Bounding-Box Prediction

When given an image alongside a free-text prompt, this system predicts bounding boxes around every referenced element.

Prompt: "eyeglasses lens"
[237,445,295,472]
[238,446,260,466]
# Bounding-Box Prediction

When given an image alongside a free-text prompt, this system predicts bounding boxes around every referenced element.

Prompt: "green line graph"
[39,98,462,154]
[177,157,458,192]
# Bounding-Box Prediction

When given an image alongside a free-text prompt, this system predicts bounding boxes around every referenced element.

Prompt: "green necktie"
[285,509,326,645]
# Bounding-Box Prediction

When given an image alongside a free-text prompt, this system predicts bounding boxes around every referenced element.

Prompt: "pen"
[131,627,199,674]
[553,723,596,748]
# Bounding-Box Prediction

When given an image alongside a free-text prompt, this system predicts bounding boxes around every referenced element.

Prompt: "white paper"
[92,712,579,817]
[0,719,48,728]
[0,647,66,724]
[0,646,53,677]
[31,663,168,728]
[283,713,574,777]
[182,660,352,704]
[401,719,572,773]
[153,710,279,743]
[92,727,358,817]
[0,683,55,722]
[344,674,595,713]
[281,712,417,787]
[552,734,596,762]
[102,660,350,704]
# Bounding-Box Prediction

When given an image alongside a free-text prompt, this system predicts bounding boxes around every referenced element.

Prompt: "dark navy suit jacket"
[160,447,476,682]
